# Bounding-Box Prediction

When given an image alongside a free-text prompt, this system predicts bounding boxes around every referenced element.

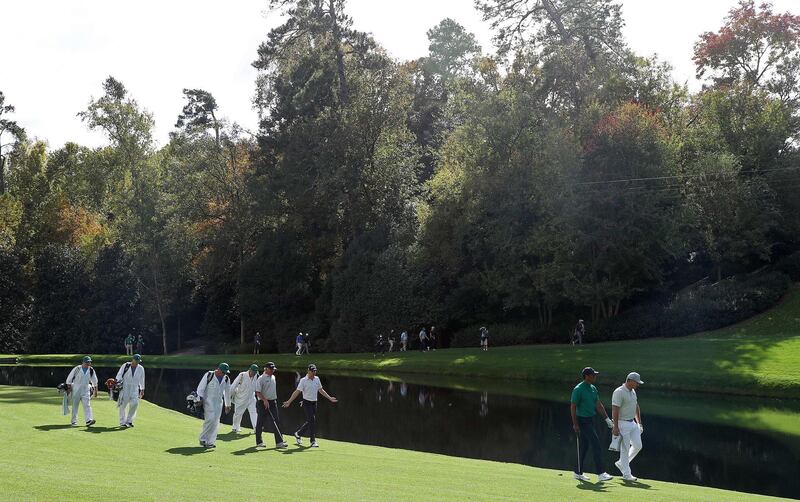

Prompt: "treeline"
[1,0,799,355]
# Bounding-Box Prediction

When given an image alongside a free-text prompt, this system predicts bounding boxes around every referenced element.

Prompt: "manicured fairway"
[10,286,800,398]
[0,385,789,502]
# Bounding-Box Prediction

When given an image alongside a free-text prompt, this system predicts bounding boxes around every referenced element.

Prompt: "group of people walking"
[570,367,644,483]
[123,334,145,355]
[63,355,337,452]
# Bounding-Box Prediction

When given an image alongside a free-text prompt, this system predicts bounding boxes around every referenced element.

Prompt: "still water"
[1,365,798,499]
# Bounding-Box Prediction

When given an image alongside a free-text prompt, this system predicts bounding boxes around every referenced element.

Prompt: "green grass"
[0,385,788,502]
[8,286,800,398]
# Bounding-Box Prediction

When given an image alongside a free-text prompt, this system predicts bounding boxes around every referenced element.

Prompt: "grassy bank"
[0,385,788,502]
[8,286,800,398]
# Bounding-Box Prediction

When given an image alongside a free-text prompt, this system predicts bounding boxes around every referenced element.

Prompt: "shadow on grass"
[83,426,125,434]
[232,446,278,455]
[216,431,250,442]
[280,445,310,454]
[33,424,73,431]
[166,446,212,456]
[575,482,609,492]
[621,480,654,490]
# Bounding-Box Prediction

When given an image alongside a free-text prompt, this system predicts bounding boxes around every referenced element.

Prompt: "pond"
[1,364,798,499]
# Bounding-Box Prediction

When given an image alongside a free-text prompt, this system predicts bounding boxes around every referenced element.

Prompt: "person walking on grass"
[429,326,437,350]
[254,332,262,355]
[612,372,645,482]
[570,367,614,483]
[115,354,145,428]
[255,362,287,449]
[65,356,98,427]
[302,333,311,354]
[388,330,396,352]
[124,334,134,356]
[400,330,408,351]
[135,334,144,354]
[196,363,232,448]
[480,327,489,351]
[419,327,428,352]
[572,320,585,345]
[295,332,304,356]
[282,364,338,448]
[230,364,259,433]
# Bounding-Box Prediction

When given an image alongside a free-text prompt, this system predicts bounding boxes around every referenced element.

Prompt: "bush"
[775,251,800,281]
[593,271,790,342]
[449,321,572,348]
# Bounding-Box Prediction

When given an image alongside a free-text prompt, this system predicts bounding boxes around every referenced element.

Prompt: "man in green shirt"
[124,334,134,356]
[570,367,614,483]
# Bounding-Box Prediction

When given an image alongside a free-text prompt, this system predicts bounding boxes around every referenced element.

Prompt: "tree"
[28,244,90,353]
[684,153,778,281]
[0,248,31,353]
[175,89,222,146]
[694,0,800,99]
[475,0,625,60]
[0,91,26,195]
[80,76,175,354]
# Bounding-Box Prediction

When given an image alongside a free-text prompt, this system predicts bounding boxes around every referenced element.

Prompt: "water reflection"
[1,365,799,499]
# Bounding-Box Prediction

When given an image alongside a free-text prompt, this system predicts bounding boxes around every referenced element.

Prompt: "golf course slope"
[0,385,789,501]
[11,285,800,398]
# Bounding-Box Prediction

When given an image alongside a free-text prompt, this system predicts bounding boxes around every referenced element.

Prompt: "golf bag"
[186,391,203,417]
[56,383,70,416]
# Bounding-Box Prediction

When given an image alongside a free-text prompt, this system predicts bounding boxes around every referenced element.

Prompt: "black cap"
[308,364,317,372]
[265,362,277,371]
[581,367,599,377]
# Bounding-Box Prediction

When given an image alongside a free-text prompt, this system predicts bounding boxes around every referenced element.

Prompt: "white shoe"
[598,472,613,482]
[294,433,302,446]
[120,423,128,428]
[70,422,78,427]
[623,475,638,482]
[276,442,288,449]
[231,428,240,433]
[310,441,319,448]
[614,460,623,473]
[256,443,266,449]
[573,473,591,482]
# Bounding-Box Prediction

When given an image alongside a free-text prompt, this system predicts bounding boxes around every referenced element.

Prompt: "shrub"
[775,251,800,281]
[593,271,790,342]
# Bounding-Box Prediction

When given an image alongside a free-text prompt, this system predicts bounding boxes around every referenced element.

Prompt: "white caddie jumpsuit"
[197,372,231,446]
[229,371,258,431]
[65,365,98,425]
[115,362,145,426]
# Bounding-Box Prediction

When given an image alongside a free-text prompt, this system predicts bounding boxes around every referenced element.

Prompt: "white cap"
[626,372,644,384]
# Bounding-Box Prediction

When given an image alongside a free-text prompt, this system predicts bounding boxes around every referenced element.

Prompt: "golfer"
[230,364,259,433]
[570,367,614,483]
[295,333,304,356]
[65,356,98,427]
[282,364,338,448]
[115,354,145,428]
[124,334,134,356]
[480,327,489,351]
[196,363,232,448]
[612,372,644,481]
[255,362,287,449]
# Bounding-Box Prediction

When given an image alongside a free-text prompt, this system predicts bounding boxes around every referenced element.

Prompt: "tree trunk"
[177,315,181,351]
[151,256,168,355]
[0,156,5,194]
[239,250,245,347]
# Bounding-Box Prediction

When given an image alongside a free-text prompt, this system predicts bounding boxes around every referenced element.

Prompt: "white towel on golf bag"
[609,434,621,451]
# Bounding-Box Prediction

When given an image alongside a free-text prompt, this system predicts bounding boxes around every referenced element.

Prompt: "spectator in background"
[388,330,396,352]
[124,334,134,356]
[480,327,489,351]
[418,327,428,352]
[135,334,144,354]
[573,320,585,345]
[254,332,262,355]
[400,331,408,351]
[429,326,437,351]
[295,332,304,356]
[302,333,311,354]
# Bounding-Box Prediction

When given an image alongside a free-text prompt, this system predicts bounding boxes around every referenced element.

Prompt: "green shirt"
[125,335,134,344]
[571,381,599,418]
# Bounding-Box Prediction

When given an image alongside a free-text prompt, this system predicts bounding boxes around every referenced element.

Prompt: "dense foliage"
[1,0,798,354]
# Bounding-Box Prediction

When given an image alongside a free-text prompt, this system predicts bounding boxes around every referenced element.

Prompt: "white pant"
[296,343,303,355]
[70,394,93,424]
[200,401,223,446]
[618,420,643,477]
[232,399,257,431]
[118,395,140,425]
